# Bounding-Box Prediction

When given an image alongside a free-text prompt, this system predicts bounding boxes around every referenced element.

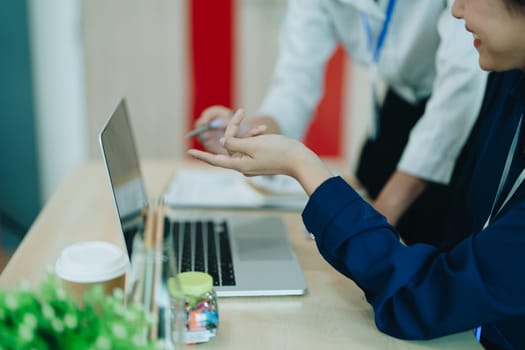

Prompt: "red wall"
[188,1,347,156]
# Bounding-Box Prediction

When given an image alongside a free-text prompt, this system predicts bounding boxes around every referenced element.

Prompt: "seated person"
[188,0,525,348]
[193,0,488,246]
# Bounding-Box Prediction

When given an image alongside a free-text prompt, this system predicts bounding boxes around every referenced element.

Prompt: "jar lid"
[176,272,213,297]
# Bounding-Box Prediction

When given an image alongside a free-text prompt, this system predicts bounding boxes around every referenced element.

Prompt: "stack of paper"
[163,169,308,210]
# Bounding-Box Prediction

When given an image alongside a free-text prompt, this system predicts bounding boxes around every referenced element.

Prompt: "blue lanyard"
[360,0,397,140]
[360,0,397,63]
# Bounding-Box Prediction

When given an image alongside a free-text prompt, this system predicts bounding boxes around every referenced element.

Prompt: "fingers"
[195,106,233,153]
[196,105,231,127]
[186,149,207,158]
[198,132,227,154]
[222,109,244,144]
[220,109,245,156]
[244,124,267,137]
[195,106,263,156]
[199,128,222,147]
[222,136,254,156]
[187,149,218,164]
[187,149,238,169]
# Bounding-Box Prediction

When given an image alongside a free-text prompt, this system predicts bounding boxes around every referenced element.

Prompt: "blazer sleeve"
[303,176,525,339]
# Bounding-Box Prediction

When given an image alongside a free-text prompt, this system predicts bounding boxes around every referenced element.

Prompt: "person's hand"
[190,109,296,175]
[194,105,233,154]
[188,109,333,195]
[194,106,282,154]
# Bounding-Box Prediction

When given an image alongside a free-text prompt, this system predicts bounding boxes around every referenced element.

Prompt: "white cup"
[55,241,129,303]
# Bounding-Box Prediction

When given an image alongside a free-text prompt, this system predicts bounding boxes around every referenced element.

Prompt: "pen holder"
[127,231,185,349]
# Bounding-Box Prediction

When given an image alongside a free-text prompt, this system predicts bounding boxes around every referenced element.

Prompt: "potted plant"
[0,272,161,349]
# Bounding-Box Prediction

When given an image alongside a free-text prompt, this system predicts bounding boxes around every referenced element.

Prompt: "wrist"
[373,171,428,225]
[290,144,332,196]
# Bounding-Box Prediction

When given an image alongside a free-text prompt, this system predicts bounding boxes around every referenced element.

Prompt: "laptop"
[99,99,307,297]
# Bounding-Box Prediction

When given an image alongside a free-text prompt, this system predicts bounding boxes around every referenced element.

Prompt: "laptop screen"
[99,99,148,257]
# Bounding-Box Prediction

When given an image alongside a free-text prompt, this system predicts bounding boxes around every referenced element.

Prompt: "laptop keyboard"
[165,218,236,287]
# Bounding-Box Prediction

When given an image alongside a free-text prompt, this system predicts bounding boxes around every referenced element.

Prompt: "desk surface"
[0,160,482,350]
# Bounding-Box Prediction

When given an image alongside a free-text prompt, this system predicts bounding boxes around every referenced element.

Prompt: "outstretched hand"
[194,106,268,154]
[189,109,299,176]
[188,109,334,195]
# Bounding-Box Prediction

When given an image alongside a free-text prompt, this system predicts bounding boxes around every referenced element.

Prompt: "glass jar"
[127,230,185,350]
[169,271,219,344]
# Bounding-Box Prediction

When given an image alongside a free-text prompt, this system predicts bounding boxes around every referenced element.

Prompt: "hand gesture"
[188,109,333,195]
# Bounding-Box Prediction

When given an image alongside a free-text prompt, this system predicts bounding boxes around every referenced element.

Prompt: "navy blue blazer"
[302,70,525,349]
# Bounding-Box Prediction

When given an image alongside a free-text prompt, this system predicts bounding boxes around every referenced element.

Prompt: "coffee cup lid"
[55,241,129,283]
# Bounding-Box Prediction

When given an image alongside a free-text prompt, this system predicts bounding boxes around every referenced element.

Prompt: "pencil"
[150,201,166,339]
[142,207,155,340]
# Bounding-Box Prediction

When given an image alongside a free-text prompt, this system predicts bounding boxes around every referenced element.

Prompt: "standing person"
[188,0,525,348]
[193,0,488,246]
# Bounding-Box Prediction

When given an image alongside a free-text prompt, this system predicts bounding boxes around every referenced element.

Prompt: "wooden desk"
[0,160,482,350]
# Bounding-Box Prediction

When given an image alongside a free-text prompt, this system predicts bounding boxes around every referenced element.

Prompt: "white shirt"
[258,0,488,184]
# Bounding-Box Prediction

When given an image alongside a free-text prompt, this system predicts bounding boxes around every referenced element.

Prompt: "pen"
[185,119,225,138]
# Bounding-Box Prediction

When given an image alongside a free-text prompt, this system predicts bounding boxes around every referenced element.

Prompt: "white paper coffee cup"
[55,241,129,303]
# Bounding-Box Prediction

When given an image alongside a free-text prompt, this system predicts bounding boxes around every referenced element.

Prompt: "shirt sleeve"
[257,0,339,140]
[303,176,525,340]
[397,5,488,184]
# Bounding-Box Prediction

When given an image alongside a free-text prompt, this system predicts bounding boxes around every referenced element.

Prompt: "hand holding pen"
[187,106,233,154]
[188,106,267,154]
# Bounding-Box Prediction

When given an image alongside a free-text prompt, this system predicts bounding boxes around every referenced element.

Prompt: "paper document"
[163,169,308,210]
